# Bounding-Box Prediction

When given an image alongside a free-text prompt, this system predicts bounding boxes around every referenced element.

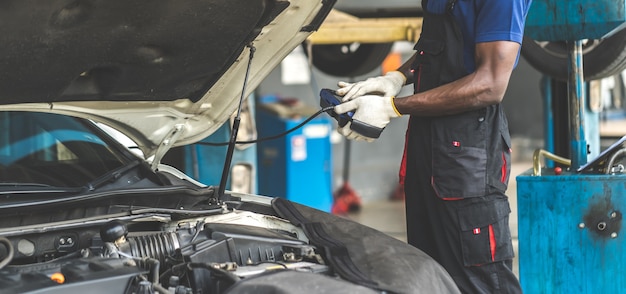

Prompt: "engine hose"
[144,258,160,284]
[127,232,180,266]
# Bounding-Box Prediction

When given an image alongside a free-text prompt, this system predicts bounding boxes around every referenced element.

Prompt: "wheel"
[308,42,393,77]
[521,27,626,81]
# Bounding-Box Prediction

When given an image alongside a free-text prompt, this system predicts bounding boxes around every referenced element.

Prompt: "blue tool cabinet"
[256,99,333,212]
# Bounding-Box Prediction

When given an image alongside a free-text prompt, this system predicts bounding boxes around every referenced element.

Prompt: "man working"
[333,0,532,293]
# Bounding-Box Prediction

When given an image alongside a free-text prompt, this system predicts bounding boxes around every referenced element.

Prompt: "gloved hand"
[336,71,406,102]
[334,95,402,142]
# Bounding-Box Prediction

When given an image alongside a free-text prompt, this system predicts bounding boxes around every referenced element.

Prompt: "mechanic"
[333,0,532,293]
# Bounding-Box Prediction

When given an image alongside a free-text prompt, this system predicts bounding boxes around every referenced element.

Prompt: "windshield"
[0,111,133,187]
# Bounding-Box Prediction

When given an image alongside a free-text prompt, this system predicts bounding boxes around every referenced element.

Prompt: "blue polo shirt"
[426,0,532,72]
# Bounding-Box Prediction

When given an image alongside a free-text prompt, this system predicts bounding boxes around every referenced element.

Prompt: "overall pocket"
[412,39,445,93]
[431,111,487,199]
[457,199,514,266]
[488,128,513,193]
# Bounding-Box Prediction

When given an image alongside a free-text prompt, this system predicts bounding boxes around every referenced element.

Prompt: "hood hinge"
[151,124,185,170]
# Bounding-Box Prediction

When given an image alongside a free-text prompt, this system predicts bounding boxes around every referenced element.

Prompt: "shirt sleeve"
[474,0,531,44]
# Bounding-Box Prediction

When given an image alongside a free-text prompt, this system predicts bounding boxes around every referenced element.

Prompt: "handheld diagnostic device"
[319,88,384,139]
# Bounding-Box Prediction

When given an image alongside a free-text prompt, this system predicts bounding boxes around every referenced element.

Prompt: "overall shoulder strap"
[422,0,459,14]
[447,0,458,11]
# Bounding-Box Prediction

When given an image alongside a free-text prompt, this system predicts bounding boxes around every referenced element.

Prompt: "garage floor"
[346,160,533,279]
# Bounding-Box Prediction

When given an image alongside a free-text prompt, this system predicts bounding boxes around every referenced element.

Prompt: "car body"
[0,1,459,293]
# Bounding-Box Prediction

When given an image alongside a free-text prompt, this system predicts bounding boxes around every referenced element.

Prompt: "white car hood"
[0,0,334,159]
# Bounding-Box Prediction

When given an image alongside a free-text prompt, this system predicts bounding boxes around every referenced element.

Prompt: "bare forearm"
[393,72,508,116]
[393,41,520,117]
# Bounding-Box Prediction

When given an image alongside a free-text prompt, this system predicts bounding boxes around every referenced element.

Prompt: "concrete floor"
[346,160,534,279]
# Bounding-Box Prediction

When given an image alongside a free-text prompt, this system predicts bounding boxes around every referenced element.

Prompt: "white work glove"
[334,95,402,142]
[336,71,406,102]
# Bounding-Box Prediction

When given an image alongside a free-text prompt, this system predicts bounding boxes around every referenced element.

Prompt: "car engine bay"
[0,205,358,294]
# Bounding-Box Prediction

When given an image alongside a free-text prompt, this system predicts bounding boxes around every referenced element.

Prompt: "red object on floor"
[331,182,361,215]
[390,183,405,201]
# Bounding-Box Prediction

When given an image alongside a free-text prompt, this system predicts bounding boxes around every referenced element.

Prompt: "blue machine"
[183,123,258,193]
[517,0,626,292]
[517,138,626,293]
[256,97,333,212]
[182,97,258,194]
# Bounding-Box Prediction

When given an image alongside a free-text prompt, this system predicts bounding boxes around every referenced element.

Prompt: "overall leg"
[403,119,521,293]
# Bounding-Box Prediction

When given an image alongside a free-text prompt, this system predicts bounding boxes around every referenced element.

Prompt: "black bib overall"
[402,0,521,292]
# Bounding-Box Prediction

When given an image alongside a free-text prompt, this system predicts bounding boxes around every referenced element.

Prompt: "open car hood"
[0,0,333,159]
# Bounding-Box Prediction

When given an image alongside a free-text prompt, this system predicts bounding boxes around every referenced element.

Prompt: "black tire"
[309,42,394,77]
[521,27,626,81]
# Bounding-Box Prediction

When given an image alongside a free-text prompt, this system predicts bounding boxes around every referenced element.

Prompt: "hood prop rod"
[217,44,256,202]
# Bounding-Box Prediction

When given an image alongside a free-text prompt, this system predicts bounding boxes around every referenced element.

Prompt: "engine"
[0,216,330,294]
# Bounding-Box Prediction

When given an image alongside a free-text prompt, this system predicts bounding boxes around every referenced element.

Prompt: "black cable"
[197,106,335,146]
[199,44,332,148]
